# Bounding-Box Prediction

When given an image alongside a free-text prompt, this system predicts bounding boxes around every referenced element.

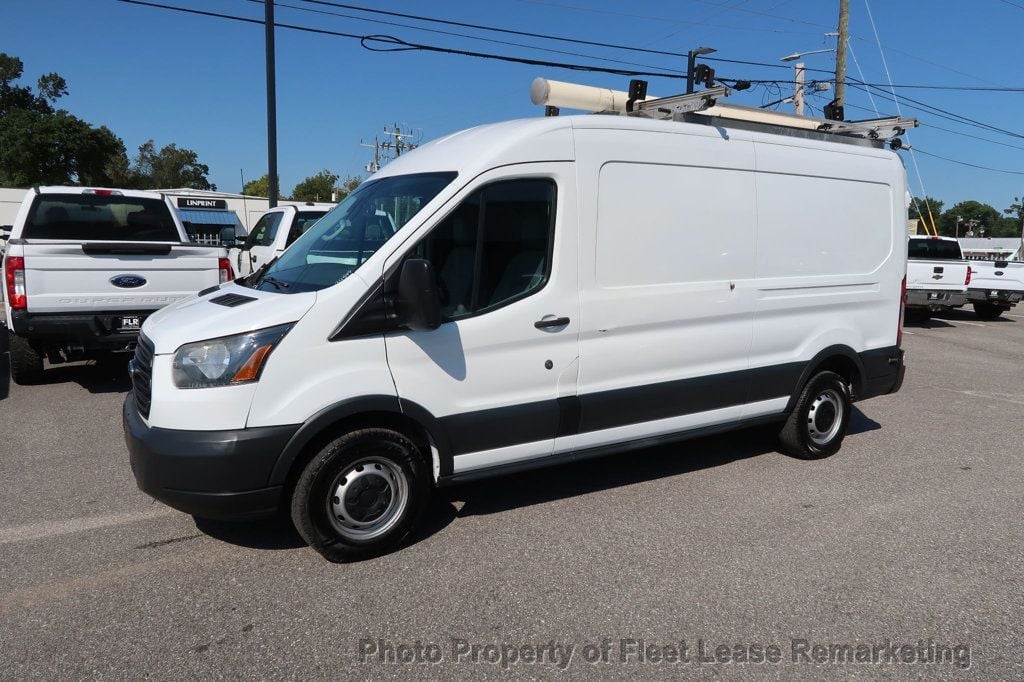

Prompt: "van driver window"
[408,178,555,320]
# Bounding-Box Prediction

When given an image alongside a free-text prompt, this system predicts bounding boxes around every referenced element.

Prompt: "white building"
[958,237,1024,261]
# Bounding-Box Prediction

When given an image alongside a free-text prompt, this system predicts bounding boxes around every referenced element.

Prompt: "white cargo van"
[124,100,908,561]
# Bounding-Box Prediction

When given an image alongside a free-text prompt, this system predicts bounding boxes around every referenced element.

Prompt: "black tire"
[290,428,429,562]
[8,333,44,385]
[973,302,1005,321]
[779,370,852,460]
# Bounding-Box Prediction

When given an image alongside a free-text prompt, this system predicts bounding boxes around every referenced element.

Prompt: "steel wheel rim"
[326,456,409,541]
[807,388,843,446]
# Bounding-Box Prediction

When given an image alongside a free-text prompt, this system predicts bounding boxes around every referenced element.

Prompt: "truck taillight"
[965,266,972,286]
[218,257,234,284]
[897,274,906,347]
[4,255,26,310]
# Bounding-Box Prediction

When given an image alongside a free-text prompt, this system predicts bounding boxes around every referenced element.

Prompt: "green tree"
[241,174,283,198]
[132,140,215,190]
[291,170,339,202]
[337,174,362,200]
[938,200,1017,237]
[1003,197,1024,238]
[0,53,130,187]
[908,196,943,222]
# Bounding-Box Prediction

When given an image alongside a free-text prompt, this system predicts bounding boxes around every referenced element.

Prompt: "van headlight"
[172,324,293,389]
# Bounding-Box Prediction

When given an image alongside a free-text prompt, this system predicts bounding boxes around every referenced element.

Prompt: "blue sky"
[3,0,1023,213]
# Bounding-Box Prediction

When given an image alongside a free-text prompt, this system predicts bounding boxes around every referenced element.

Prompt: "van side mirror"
[396,258,441,331]
[219,226,237,248]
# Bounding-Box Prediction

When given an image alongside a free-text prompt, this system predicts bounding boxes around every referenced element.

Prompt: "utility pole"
[833,0,850,120]
[794,62,806,116]
[382,124,416,158]
[360,137,383,174]
[264,0,279,208]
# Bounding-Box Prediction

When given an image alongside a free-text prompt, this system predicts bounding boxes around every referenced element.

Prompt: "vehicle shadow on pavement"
[192,516,307,551]
[903,316,955,329]
[934,309,1017,324]
[33,358,133,394]
[448,409,881,518]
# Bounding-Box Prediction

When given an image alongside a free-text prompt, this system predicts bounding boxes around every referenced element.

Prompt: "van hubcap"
[328,457,408,541]
[807,389,843,445]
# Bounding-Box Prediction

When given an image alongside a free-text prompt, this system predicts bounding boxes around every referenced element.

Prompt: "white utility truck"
[124,80,911,561]
[3,187,233,384]
[905,235,970,316]
[962,258,1024,319]
[230,205,330,277]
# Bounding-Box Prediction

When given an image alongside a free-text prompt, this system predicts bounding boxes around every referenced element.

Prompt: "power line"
[114,0,685,78]
[913,149,1024,175]
[250,0,685,73]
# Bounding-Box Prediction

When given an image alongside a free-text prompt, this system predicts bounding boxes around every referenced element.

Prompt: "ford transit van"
[124,111,907,561]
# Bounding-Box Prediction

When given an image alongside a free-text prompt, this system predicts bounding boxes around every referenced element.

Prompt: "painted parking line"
[952,319,986,327]
[1005,313,1024,318]
[0,508,177,545]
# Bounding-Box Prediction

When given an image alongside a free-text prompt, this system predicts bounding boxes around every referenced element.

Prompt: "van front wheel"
[779,370,851,460]
[290,428,429,562]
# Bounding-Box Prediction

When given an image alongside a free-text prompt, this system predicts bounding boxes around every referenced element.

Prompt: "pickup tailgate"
[969,261,1024,293]
[907,259,969,291]
[21,242,221,313]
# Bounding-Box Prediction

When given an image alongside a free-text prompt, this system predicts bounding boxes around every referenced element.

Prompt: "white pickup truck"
[2,187,233,384]
[230,205,329,277]
[905,235,970,316]
[962,258,1024,319]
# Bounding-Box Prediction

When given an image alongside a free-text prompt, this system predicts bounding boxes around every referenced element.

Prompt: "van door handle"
[535,316,570,329]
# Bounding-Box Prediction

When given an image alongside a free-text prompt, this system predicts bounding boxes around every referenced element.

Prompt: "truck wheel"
[9,333,44,385]
[778,370,851,460]
[290,428,429,562]
[972,303,1005,321]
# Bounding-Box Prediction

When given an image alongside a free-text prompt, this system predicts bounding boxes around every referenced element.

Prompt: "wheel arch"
[784,345,865,413]
[268,396,453,495]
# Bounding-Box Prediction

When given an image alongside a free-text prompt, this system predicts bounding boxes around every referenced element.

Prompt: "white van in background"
[124,107,907,561]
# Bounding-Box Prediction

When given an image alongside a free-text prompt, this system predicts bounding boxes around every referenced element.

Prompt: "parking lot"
[0,309,1021,677]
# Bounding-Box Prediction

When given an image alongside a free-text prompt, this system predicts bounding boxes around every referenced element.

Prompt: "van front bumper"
[123,394,299,519]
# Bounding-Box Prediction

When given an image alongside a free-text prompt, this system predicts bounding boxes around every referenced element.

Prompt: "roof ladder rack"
[630,86,732,120]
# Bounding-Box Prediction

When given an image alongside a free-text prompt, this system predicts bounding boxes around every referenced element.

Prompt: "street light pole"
[686,47,715,94]
[265,0,279,208]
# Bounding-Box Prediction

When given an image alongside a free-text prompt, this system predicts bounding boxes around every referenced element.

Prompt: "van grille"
[132,333,155,419]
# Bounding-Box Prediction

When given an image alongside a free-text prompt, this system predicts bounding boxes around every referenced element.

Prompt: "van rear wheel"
[290,428,429,562]
[779,370,851,460]
[9,333,44,385]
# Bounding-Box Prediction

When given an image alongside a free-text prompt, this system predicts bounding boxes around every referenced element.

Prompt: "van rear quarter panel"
[749,139,905,371]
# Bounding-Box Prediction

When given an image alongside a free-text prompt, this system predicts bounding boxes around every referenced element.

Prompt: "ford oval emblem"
[110,274,147,289]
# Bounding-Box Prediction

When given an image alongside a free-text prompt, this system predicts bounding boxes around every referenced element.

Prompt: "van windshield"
[245,172,457,293]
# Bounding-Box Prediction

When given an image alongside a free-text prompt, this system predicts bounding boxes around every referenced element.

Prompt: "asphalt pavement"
[0,308,1022,679]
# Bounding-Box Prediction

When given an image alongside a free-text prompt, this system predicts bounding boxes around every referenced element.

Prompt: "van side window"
[408,178,555,320]
[244,212,284,249]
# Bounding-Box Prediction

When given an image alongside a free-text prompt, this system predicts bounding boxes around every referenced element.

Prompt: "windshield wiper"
[261,276,290,290]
